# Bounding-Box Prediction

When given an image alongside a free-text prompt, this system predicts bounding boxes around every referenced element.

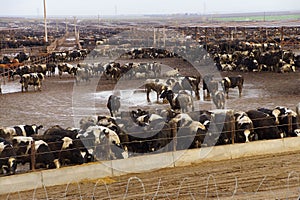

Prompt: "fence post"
[171,121,177,152]
[288,114,293,135]
[30,140,36,171]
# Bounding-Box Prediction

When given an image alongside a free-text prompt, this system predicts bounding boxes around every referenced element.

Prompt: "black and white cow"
[206,111,235,146]
[171,76,201,100]
[104,62,122,82]
[20,73,44,92]
[160,90,194,112]
[0,124,43,140]
[234,111,255,143]
[221,75,244,99]
[58,63,77,78]
[168,113,207,149]
[80,125,127,160]
[107,95,121,117]
[43,125,93,164]
[0,138,17,175]
[258,106,299,136]
[0,127,16,140]
[75,67,91,84]
[202,75,218,100]
[274,106,299,137]
[246,110,282,140]
[46,63,56,77]
[211,91,225,109]
[13,124,43,137]
[145,79,168,103]
[12,136,59,170]
[257,107,281,125]
[134,113,164,127]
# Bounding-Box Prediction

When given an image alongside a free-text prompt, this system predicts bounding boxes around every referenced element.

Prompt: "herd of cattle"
[0,99,299,175]
[0,45,299,176]
[207,41,300,73]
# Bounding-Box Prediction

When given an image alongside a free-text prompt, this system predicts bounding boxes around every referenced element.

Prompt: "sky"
[1,0,299,17]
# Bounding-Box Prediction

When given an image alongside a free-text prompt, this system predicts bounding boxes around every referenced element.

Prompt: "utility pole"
[43,0,48,42]
[98,14,100,33]
[65,18,68,33]
[74,16,77,37]
[153,28,156,47]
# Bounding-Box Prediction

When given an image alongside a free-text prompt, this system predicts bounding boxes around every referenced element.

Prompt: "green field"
[213,14,300,22]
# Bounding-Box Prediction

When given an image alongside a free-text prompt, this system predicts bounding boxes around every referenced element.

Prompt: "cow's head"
[160,89,174,102]
[3,157,17,175]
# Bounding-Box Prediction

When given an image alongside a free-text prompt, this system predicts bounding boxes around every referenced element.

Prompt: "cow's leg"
[146,90,151,103]
[109,110,114,117]
[238,86,242,97]
[207,89,211,99]
[225,89,229,99]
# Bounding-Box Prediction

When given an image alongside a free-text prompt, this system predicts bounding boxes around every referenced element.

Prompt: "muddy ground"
[0,57,300,199]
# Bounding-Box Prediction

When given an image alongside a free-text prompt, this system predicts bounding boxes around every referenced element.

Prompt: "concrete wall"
[1,137,300,195]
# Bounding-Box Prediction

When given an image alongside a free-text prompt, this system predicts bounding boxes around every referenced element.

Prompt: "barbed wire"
[0,118,299,167]
[3,172,300,199]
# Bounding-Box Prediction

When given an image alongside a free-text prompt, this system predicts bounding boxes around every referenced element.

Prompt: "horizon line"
[0,10,300,19]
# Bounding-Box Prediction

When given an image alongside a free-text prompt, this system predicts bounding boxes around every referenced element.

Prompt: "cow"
[12,136,59,170]
[221,75,244,99]
[134,113,163,127]
[20,73,43,92]
[0,127,16,140]
[168,113,207,149]
[160,90,194,112]
[104,62,121,82]
[13,124,43,137]
[145,79,168,103]
[163,68,179,77]
[107,95,121,117]
[33,64,47,75]
[0,138,17,175]
[205,111,235,146]
[279,63,296,73]
[14,65,31,79]
[234,111,255,143]
[246,110,282,140]
[130,109,150,120]
[274,106,299,137]
[145,118,173,153]
[75,67,91,84]
[58,63,77,78]
[202,75,218,100]
[69,50,81,61]
[170,76,201,100]
[211,90,225,109]
[0,124,42,141]
[257,107,281,125]
[46,63,56,77]
[43,125,93,164]
[80,125,127,160]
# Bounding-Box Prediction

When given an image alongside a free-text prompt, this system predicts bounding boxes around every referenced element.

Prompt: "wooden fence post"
[30,140,36,171]
[288,114,293,135]
[171,121,177,152]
